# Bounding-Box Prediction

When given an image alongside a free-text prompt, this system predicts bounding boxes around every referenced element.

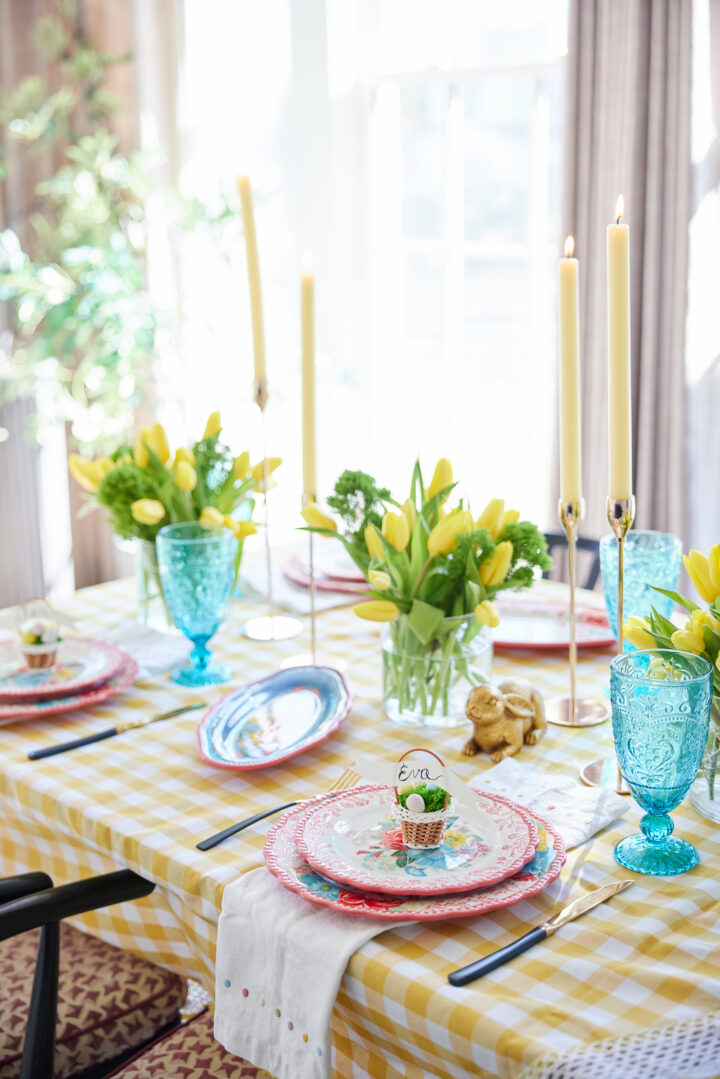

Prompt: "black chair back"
[542,532,601,591]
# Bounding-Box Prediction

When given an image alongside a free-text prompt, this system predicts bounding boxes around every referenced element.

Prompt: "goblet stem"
[191,640,211,673]
[639,812,674,844]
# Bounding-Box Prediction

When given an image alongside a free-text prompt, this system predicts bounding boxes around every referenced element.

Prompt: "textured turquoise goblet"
[611,649,712,875]
[600,530,682,641]
[156,522,237,687]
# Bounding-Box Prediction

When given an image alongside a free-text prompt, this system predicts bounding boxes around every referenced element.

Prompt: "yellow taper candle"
[607,195,632,499]
[559,236,582,503]
[301,254,316,497]
[237,176,267,386]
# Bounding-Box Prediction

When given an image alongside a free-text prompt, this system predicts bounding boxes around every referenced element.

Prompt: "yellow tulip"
[365,524,385,561]
[368,569,392,591]
[401,498,416,532]
[382,511,410,552]
[200,506,225,527]
[427,509,473,558]
[224,517,257,540]
[683,550,720,604]
[480,541,514,587]
[710,544,720,591]
[690,608,720,637]
[174,460,197,492]
[475,498,505,539]
[623,616,656,650]
[474,600,500,628]
[146,422,170,464]
[130,499,166,526]
[233,451,250,479]
[203,411,222,439]
[501,509,520,531]
[68,454,102,493]
[251,457,282,483]
[174,446,195,468]
[671,626,706,655]
[301,502,337,532]
[353,600,400,623]
[134,428,151,468]
[427,458,453,501]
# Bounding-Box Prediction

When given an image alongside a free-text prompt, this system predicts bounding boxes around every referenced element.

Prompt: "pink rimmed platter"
[295,786,537,896]
[493,597,614,651]
[0,654,138,724]
[282,557,366,595]
[264,800,565,921]
[0,638,126,701]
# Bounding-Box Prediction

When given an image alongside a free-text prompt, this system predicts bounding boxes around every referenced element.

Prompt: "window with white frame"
[170,0,567,536]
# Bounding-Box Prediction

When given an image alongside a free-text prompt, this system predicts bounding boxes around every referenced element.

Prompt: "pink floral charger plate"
[264,800,565,922]
[295,785,537,897]
[0,638,126,701]
[0,654,138,724]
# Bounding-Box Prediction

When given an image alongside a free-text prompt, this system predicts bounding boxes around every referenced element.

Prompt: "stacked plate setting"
[264,784,566,921]
[0,638,137,722]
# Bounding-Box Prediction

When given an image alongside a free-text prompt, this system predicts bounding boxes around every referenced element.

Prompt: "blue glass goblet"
[611,649,712,875]
[156,522,237,687]
[600,530,682,641]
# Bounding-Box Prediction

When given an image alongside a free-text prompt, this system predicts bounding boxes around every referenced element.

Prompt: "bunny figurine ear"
[502,693,535,719]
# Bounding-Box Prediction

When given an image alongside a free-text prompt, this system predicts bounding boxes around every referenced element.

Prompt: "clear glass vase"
[689,696,720,823]
[381,616,492,729]
[136,539,175,633]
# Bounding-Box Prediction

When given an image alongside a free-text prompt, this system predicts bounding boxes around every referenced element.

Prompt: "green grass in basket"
[398,784,448,813]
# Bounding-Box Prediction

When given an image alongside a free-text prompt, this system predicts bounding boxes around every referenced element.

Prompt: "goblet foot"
[614,834,698,876]
[171,661,231,687]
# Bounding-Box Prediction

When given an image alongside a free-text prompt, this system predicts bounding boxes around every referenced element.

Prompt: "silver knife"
[448,878,633,986]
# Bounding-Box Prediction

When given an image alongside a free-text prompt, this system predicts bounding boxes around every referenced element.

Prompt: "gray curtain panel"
[562,0,692,542]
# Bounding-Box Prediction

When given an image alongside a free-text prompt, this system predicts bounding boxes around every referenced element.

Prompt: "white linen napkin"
[214,868,408,1079]
[470,758,629,849]
[98,622,190,678]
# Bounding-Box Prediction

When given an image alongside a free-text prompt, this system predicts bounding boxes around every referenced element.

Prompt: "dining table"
[0,567,719,1079]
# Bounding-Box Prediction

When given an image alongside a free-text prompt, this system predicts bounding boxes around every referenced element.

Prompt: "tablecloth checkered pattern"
[1,571,719,1079]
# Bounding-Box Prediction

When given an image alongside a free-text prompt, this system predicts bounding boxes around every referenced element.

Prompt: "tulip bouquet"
[68,411,280,627]
[302,459,551,726]
[624,544,720,815]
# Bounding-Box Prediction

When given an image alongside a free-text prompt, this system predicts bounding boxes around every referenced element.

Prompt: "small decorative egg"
[397,780,415,796]
[406,792,425,813]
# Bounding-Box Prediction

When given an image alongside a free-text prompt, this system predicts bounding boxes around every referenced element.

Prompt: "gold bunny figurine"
[463,678,547,762]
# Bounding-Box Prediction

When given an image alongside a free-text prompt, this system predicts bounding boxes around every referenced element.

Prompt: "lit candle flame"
[564,236,575,258]
[615,195,624,224]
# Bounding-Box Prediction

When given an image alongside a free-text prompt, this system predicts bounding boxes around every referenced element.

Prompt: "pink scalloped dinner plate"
[0,654,138,724]
[296,785,537,896]
[282,557,366,595]
[264,799,565,921]
[0,638,126,701]
[493,597,614,651]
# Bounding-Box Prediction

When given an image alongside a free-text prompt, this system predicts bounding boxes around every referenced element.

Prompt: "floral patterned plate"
[0,655,138,724]
[296,785,537,896]
[0,638,125,701]
[264,801,565,921]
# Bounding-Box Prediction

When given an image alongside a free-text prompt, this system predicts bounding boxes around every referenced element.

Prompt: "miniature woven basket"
[394,748,450,849]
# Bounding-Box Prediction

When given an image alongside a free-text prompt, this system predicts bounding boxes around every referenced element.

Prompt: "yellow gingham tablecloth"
[1,574,719,1079]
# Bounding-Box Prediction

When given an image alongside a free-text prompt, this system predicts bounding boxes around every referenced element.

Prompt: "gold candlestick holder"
[242,378,302,643]
[546,499,610,727]
[282,491,348,671]
[579,494,636,792]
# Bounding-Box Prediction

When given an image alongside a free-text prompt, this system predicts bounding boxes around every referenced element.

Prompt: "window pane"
[463,76,534,245]
[404,252,445,348]
[401,85,446,239]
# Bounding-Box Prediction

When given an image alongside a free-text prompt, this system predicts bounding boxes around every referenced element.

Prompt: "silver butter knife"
[448,878,633,986]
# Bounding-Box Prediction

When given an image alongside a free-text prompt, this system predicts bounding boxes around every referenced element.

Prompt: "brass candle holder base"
[576,494,636,795]
[242,616,303,642]
[546,498,611,728]
[545,697,610,727]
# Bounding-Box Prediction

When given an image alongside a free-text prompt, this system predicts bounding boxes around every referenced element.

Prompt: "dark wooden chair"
[542,531,601,591]
[0,872,262,1079]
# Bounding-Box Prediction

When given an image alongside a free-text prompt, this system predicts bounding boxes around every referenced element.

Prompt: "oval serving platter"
[196,665,352,771]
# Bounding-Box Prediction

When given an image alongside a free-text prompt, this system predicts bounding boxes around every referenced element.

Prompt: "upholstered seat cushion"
[107,1011,270,1079]
[0,922,186,1079]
